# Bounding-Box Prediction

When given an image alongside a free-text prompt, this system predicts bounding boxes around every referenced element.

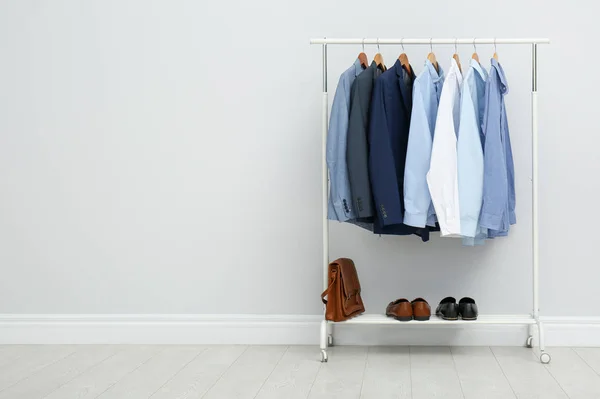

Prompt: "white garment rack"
[310,37,551,364]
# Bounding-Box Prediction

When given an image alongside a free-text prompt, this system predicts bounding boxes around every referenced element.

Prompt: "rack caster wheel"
[526,336,533,348]
[328,335,334,347]
[320,350,328,363]
[540,352,551,364]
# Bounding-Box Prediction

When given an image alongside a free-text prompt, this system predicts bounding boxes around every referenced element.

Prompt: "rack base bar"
[331,314,536,325]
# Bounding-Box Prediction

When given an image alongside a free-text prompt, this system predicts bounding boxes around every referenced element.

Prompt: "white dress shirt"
[427,58,463,237]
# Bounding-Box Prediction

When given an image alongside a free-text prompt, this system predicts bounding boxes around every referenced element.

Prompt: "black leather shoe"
[436,297,458,320]
[458,297,478,320]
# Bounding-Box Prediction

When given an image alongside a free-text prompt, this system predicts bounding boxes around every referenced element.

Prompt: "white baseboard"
[542,317,600,347]
[0,314,599,346]
[0,314,322,345]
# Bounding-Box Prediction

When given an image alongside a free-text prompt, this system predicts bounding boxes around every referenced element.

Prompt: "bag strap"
[320,269,338,305]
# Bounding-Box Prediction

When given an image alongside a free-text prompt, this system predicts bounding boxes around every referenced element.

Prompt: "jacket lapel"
[395,60,412,115]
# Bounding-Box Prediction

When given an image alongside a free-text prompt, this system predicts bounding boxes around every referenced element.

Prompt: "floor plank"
[203,345,288,399]
[254,346,322,399]
[574,348,600,376]
[0,345,118,399]
[451,346,516,399]
[44,345,163,399]
[307,346,368,399]
[150,345,246,399]
[543,347,600,399]
[410,346,465,399]
[0,345,76,391]
[0,345,23,357]
[491,347,568,399]
[359,346,411,399]
[95,346,202,399]
[0,346,40,369]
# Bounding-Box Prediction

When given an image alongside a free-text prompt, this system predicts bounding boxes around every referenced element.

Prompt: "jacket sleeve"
[457,79,485,237]
[346,79,374,219]
[368,78,403,226]
[480,74,508,230]
[325,74,354,221]
[427,78,460,236]
[403,80,433,228]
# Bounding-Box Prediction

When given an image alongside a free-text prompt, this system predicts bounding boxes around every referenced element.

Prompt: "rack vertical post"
[320,42,330,363]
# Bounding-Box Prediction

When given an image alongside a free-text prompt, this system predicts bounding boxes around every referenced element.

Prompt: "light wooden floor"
[0,345,599,398]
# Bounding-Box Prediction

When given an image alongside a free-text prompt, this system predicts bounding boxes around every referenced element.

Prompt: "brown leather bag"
[320,258,365,322]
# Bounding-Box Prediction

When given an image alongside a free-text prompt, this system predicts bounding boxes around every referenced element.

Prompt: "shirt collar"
[470,58,488,81]
[450,57,463,84]
[425,59,444,84]
[353,58,363,77]
[491,58,509,94]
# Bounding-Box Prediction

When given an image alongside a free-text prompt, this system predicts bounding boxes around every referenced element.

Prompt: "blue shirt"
[480,58,516,235]
[403,60,445,228]
[457,59,488,246]
[326,59,363,221]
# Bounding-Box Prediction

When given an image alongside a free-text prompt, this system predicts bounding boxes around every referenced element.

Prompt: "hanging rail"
[310,38,550,45]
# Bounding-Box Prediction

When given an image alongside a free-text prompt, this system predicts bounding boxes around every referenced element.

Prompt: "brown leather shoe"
[411,298,431,321]
[386,299,413,321]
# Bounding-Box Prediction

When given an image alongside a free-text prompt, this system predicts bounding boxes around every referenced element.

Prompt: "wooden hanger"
[358,39,369,69]
[358,52,369,68]
[493,38,499,61]
[453,54,462,73]
[453,39,462,73]
[427,38,439,73]
[374,53,385,69]
[374,39,385,70]
[398,39,412,75]
[471,39,480,62]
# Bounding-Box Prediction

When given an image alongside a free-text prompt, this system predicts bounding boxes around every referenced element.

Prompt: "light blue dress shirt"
[403,60,445,228]
[326,59,363,221]
[457,59,488,246]
[480,58,516,236]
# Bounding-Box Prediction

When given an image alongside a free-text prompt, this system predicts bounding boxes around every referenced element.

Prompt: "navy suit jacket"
[369,60,434,241]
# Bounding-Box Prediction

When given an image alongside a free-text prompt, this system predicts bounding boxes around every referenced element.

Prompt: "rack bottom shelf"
[331,314,536,325]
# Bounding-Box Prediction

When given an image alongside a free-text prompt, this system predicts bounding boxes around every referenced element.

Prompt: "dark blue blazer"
[369,60,433,241]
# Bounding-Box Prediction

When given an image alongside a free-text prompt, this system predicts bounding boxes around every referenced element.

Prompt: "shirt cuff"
[403,211,427,228]
[488,229,508,238]
[480,212,502,230]
[460,218,479,238]
[439,219,461,237]
[462,237,476,246]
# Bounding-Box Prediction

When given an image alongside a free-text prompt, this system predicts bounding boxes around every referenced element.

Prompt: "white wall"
[0,0,597,324]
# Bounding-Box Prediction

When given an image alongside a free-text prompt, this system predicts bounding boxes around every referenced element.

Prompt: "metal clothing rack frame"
[310,37,551,364]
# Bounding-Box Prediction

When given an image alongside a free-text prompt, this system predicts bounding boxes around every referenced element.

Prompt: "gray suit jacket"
[346,62,383,220]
